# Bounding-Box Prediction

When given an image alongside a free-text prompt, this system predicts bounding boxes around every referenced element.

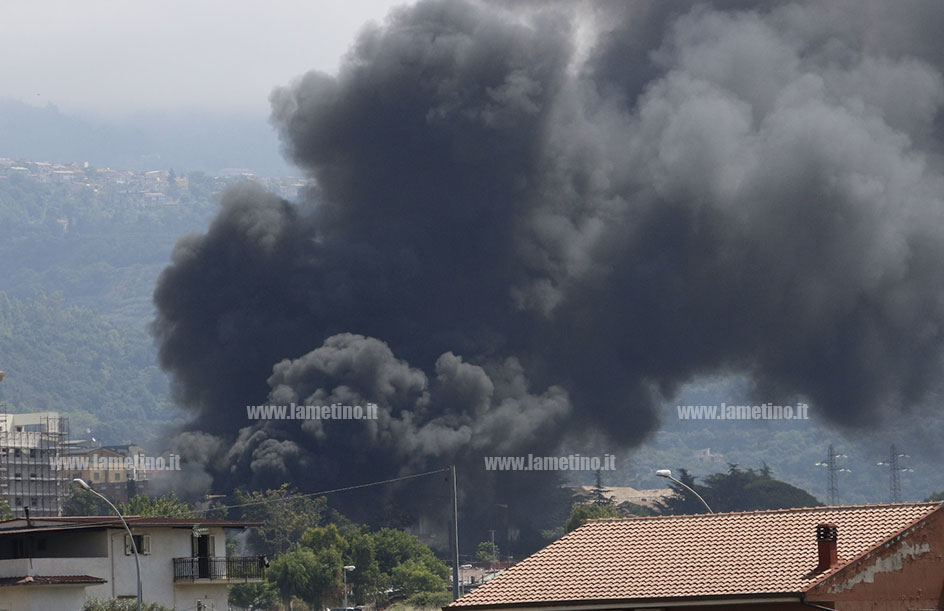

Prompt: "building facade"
[0,413,68,517]
[0,516,265,611]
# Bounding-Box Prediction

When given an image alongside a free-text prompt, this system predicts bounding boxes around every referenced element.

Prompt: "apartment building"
[0,516,265,610]
[0,413,68,517]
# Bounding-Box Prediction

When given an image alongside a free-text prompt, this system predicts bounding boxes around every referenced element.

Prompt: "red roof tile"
[0,575,107,587]
[450,503,940,608]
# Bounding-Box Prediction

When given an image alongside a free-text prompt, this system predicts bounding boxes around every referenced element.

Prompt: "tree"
[616,501,656,517]
[229,580,280,610]
[346,531,386,605]
[656,465,821,515]
[475,540,499,563]
[63,484,110,516]
[654,468,713,515]
[300,524,348,556]
[587,469,614,506]
[236,484,328,555]
[926,490,944,502]
[390,558,448,595]
[368,528,448,596]
[564,503,620,532]
[267,547,339,609]
[119,492,194,517]
[0,498,14,521]
[403,590,453,609]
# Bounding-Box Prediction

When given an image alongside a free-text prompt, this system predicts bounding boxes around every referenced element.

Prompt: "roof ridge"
[586,500,942,523]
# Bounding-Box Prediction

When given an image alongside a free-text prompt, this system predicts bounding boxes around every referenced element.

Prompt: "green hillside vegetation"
[655,465,821,515]
[0,291,178,443]
[0,170,218,444]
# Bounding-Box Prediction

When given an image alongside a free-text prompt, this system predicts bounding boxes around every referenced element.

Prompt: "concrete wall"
[806,506,944,610]
[0,584,91,611]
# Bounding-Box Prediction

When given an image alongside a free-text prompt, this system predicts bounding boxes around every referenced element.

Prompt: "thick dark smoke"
[153,0,944,549]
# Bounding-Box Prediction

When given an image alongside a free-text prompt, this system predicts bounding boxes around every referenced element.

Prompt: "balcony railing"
[173,556,266,582]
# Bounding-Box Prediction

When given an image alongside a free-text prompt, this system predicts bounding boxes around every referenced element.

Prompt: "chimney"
[816,523,838,571]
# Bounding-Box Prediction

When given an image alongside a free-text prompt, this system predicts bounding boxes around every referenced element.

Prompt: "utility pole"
[877,444,912,503]
[451,465,460,601]
[815,445,849,505]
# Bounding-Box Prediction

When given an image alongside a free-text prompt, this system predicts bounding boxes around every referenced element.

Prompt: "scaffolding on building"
[0,413,69,517]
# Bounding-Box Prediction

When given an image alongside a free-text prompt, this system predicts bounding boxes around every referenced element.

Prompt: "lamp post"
[73,478,142,611]
[656,469,713,513]
[343,565,356,609]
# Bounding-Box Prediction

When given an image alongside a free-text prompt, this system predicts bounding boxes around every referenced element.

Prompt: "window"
[14,498,21,507]
[29,449,36,458]
[113,472,120,481]
[92,472,101,481]
[29,497,37,507]
[13,473,21,480]
[125,534,151,555]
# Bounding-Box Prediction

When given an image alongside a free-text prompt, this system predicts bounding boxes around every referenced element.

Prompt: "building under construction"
[0,412,68,517]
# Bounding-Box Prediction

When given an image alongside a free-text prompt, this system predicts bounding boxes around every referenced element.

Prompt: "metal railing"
[172,556,266,582]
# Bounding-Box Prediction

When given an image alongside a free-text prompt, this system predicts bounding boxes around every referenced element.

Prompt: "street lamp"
[73,478,142,611]
[343,565,356,609]
[656,469,713,513]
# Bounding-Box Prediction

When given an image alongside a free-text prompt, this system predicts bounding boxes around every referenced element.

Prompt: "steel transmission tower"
[815,445,850,505]
[877,444,912,503]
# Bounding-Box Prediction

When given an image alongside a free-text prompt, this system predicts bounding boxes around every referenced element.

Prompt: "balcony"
[173,556,266,582]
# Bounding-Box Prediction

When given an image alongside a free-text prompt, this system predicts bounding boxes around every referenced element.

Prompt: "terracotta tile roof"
[450,503,941,608]
[0,575,107,587]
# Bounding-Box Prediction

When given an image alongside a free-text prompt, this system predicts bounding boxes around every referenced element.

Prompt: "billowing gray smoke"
[153,0,944,548]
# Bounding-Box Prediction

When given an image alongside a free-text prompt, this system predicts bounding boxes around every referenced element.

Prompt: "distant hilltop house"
[0,516,264,611]
[567,485,673,510]
[448,502,944,610]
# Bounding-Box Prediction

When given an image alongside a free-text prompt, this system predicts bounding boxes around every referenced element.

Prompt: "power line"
[191,466,452,515]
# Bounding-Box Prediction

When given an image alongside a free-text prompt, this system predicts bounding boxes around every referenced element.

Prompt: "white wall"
[0,525,240,610]
[0,584,92,611]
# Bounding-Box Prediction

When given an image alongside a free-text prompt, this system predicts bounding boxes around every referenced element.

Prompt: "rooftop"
[449,502,942,608]
[0,575,107,587]
[0,516,262,535]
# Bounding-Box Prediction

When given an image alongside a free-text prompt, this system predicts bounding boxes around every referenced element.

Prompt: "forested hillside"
[0,167,221,444]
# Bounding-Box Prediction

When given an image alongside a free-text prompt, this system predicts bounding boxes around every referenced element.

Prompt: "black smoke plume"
[153,0,944,550]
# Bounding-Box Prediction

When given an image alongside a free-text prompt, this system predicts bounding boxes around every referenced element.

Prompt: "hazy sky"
[0,0,410,118]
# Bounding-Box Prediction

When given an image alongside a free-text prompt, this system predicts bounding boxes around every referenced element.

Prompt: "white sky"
[0,0,411,118]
